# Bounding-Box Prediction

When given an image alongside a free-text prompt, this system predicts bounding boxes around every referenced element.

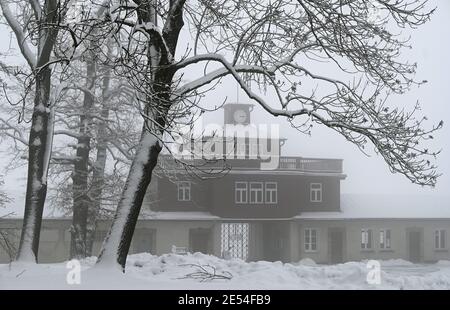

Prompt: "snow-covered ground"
[1,253,450,290]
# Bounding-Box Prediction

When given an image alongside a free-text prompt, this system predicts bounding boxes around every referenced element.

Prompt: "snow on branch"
[28,0,42,20]
[162,0,186,54]
[133,21,173,63]
[0,1,37,69]
[168,0,441,187]
[174,54,310,118]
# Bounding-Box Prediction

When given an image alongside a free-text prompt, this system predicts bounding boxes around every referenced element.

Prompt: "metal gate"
[221,223,249,261]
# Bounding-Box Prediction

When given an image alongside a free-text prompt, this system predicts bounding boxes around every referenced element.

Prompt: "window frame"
[235,182,248,204]
[361,228,373,250]
[379,229,392,250]
[249,182,264,204]
[265,182,278,204]
[177,181,191,201]
[304,228,318,253]
[310,183,323,203]
[435,229,447,250]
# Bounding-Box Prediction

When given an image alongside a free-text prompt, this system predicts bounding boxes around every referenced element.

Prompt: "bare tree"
[51,44,141,258]
[0,0,116,261]
[51,53,140,258]
[0,0,72,262]
[94,0,442,270]
[1,41,141,260]
[67,5,118,259]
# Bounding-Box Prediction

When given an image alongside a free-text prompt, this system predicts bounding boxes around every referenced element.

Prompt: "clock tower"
[223,103,253,125]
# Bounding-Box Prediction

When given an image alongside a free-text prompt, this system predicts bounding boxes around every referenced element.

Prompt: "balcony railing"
[278,157,343,173]
[158,154,343,174]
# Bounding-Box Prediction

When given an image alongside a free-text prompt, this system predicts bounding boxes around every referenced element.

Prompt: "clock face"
[233,109,248,124]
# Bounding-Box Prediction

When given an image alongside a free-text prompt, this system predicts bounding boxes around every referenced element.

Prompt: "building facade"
[1,103,449,264]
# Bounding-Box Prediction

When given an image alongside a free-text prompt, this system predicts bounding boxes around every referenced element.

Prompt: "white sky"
[200,0,450,196]
[1,0,449,216]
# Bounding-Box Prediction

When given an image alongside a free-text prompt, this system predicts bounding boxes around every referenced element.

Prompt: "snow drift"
[1,253,450,290]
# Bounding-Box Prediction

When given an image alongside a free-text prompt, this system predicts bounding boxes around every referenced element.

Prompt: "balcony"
[157,154,343,174]
[278,157,343,173]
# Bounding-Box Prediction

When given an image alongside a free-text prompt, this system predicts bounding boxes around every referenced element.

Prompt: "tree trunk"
[16,67,53,262]
[96,0,184,270]
[70,56,96,259]
[13,0,65,262]
[95,75,171,271]
[86,66,111,257]
[96,129,162,269]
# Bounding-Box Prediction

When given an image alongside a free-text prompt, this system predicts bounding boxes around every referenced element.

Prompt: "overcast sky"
[1,0,449,216]
[200,0,450,197]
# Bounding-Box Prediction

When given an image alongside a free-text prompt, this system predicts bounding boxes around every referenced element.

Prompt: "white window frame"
[249,182,264,204]
[435,229,446,250]
[177,181,191,201]
[304,228,318,252]
[265,182,278,204]
[235,182,248,204]
[310,183,323,202]
[379,229,392,250]
[361,229,373,250]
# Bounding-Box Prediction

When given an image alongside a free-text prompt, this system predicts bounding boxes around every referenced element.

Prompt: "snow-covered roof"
[3,194,450,221]
[298,194,450,220]
[144,194,450,221]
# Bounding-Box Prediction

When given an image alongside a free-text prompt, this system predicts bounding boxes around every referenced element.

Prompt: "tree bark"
[96,129,162,269]
[16,0,60,262]
[16,67,53,262]
[86,66,111,257]
[70,54,96,259]
[96,0,184,270]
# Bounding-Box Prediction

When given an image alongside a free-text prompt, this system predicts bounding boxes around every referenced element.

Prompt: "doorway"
[262,222,289,262]
[221,223,249,260]
[408,230,423,263]
[328,228,345,264]
[189,228,212,254]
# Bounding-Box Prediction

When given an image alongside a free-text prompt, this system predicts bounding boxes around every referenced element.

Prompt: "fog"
[199,0,450,197]
[1,1,450,294]
[1,0,450,217]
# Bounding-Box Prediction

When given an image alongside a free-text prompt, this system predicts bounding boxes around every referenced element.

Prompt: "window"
[235,140,247,158]
[235,182,248,204]
[310,183,322,202]
[249,182,264,203]
[379,229,391,249]
[361,229,373,250]
[265,182,278,204]
[177,181,191,201]
[435,229,446,250]
[249,141,258,158]
[304,228,318,252]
